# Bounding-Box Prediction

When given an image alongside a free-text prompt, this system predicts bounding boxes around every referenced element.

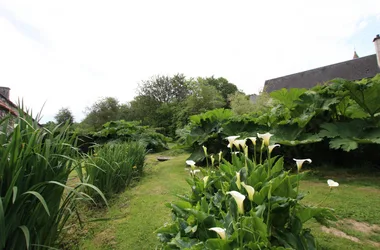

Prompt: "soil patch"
[321,226,360,243]
[343,219,380,234]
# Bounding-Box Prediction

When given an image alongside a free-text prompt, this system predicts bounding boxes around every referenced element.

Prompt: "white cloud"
[0,0,379,122]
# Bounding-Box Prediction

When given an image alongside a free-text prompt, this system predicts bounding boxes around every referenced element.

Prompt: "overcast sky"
[1,0,379,123]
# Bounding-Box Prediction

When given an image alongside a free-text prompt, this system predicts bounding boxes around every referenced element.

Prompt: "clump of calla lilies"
[157,133,338,249]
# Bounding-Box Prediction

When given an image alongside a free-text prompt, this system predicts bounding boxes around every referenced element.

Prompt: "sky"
[0,0,379,123]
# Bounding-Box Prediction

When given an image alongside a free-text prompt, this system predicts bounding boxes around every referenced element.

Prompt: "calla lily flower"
[268,144,280,154]
[202,145,208,156]
[189,169,200,176]
[241,182,255,201]
[244,146,248,157]
[186,160,196,167]
[218,151,223,162]
[257,132,273,147]
[327,179,339,188]
[210,155,215,166]
[203,176,209,188]
[293,158,312,171]
[236,171,241,190]
[227,191,245,214]
[247,137,257,145]
[226,136,240,148]
[209,227,226,240]
[233,139,247,150]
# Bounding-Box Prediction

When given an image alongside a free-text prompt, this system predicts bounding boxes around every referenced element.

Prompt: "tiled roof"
[264,54,380,92]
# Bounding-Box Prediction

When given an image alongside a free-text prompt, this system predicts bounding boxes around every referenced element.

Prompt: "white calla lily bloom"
[233,139,247,150]
[226,136,240,148]
[209,227,226,240]
[247,137,257,145]
[227,191,245,214]
[189,169,200,175]
[210,155,215,166]
[241,182,255,201]
[202,145,208,156]
[257,132,273,146]
[218,151,223,162]
[186,160,196,167]
[268,144,280,154]
[327,179,339,188]
[293,158,312,171]
[203,176,209,188]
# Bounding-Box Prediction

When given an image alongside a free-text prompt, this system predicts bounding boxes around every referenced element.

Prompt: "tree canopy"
[82,97,123,130]
[54,107,74,125]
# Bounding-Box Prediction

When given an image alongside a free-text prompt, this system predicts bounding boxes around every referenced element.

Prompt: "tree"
[54,107,74,125]
[229,92,256,115]
[81,97,122,130]
[128,95,161,126]
[137,74,190,103]
[198,76,238,107]
[185,81,225,115]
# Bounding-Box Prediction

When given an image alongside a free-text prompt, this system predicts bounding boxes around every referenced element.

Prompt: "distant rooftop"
[264,54,380,92]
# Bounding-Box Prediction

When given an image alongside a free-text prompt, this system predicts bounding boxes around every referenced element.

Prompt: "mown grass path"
[81,153,190,249]
[79,154,380,249]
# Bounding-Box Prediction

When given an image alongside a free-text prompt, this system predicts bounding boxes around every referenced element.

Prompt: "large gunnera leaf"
[333,75,380,118]
[319,119,380,151]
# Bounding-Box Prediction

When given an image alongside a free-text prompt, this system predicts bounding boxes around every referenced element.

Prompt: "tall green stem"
[317,189,332,206]
[267,148,271,178]
[266,183,272,236]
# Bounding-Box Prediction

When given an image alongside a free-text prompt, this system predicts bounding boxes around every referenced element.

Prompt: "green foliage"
[185,81,226,116]
[54,107,74,124]
[82,142,146,202]
[82,97,125,131]
[197,76,238,107]
[94,120,169,152]
[336,74,380,118]
[270,88,307,110]
[137,74,190,103]
[185,75,380,164]
[185,109,234,163]
[0,111,103,249]
[229,92,257,115]
[157,139,336,249]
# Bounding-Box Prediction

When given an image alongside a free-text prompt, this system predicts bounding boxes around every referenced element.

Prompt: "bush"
[83,142,146,201]
[93,120,169,152]
[185,75,380,168]
[157,134,336,249]
[0,112,102,249]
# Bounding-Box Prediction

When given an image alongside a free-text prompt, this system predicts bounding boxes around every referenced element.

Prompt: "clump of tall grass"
[0,111,105,250]
[83,141,146,201]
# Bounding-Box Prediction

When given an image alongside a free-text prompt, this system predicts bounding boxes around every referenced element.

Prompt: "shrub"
[83,142,146,201]
[93,120,169,152]
[157,134,336,249]
[185,75,380,168]
[0,112,103,249]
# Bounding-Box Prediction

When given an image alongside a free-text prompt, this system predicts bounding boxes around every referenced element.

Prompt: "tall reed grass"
[83,142,146,201]
[0,112,104,250]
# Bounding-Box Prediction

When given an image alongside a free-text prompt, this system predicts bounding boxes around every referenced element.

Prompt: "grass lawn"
[73,153,380,249]
[78,153,191,250]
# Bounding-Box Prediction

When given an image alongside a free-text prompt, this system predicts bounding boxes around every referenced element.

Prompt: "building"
[264,34,380,92]
[0,87,18,118]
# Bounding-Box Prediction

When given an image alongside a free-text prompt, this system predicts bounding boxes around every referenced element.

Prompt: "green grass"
[79,153,190,249]
[73,154,380,250]
[300,169,380,249]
